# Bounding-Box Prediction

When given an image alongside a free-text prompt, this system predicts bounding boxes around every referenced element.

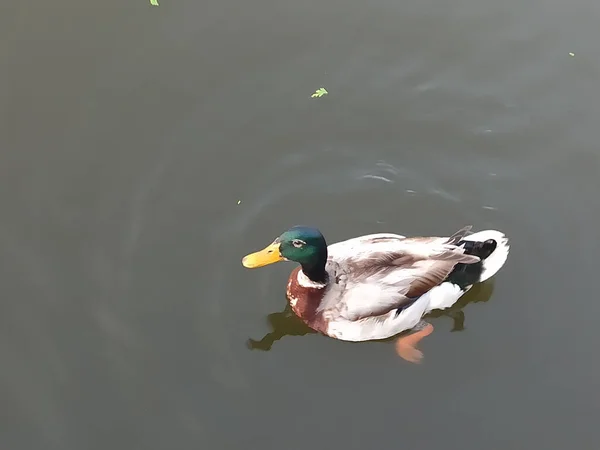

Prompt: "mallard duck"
[242,225,509,362]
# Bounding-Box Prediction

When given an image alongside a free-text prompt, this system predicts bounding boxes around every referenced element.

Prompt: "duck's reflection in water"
[247,280,495,358]
[247,303,314,351]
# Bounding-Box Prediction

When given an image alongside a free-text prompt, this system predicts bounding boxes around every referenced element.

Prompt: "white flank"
[326,282,466,341]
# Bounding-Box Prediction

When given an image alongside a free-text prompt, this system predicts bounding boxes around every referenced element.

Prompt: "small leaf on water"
[150,0,159,5]
[237,200,241,205]
[569,52,575,56]
[311,87,328,98]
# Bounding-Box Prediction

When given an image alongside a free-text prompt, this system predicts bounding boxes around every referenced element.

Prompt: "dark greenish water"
[2,0,600,449]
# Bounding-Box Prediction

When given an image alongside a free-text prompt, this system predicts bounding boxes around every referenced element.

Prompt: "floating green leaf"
[311,87,328,98]
[150,0,159,5]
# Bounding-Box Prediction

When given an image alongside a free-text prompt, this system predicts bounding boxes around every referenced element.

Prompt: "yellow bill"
[242,242,284,268]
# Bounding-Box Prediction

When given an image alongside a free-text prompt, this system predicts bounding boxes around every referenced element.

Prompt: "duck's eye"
[292,239,305,248]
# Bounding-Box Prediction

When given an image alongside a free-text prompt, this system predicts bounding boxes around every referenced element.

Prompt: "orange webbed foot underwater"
[395,321,434,363]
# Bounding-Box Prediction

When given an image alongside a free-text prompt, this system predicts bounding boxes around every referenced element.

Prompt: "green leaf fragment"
[150,0,159,6]
[311,87,328,98]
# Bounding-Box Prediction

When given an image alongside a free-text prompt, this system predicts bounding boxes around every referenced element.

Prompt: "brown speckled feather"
[286,267,329,334]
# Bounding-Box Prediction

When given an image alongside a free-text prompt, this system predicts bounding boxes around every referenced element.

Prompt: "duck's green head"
[242,226,328,281]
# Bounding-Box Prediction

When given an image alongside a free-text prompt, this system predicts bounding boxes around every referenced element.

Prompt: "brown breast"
[286,267,329,335]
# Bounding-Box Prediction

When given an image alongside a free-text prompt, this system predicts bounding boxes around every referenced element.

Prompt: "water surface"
[2,0,600,449]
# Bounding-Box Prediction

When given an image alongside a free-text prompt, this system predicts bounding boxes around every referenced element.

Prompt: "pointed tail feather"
[446,225,473,245]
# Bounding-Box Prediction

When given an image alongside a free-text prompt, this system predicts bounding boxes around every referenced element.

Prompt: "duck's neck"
[298,268,327,289]
[300,263,327,285]
[299,248,328,285]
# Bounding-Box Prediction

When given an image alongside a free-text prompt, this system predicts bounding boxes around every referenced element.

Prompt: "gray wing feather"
[330,229,479,321]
